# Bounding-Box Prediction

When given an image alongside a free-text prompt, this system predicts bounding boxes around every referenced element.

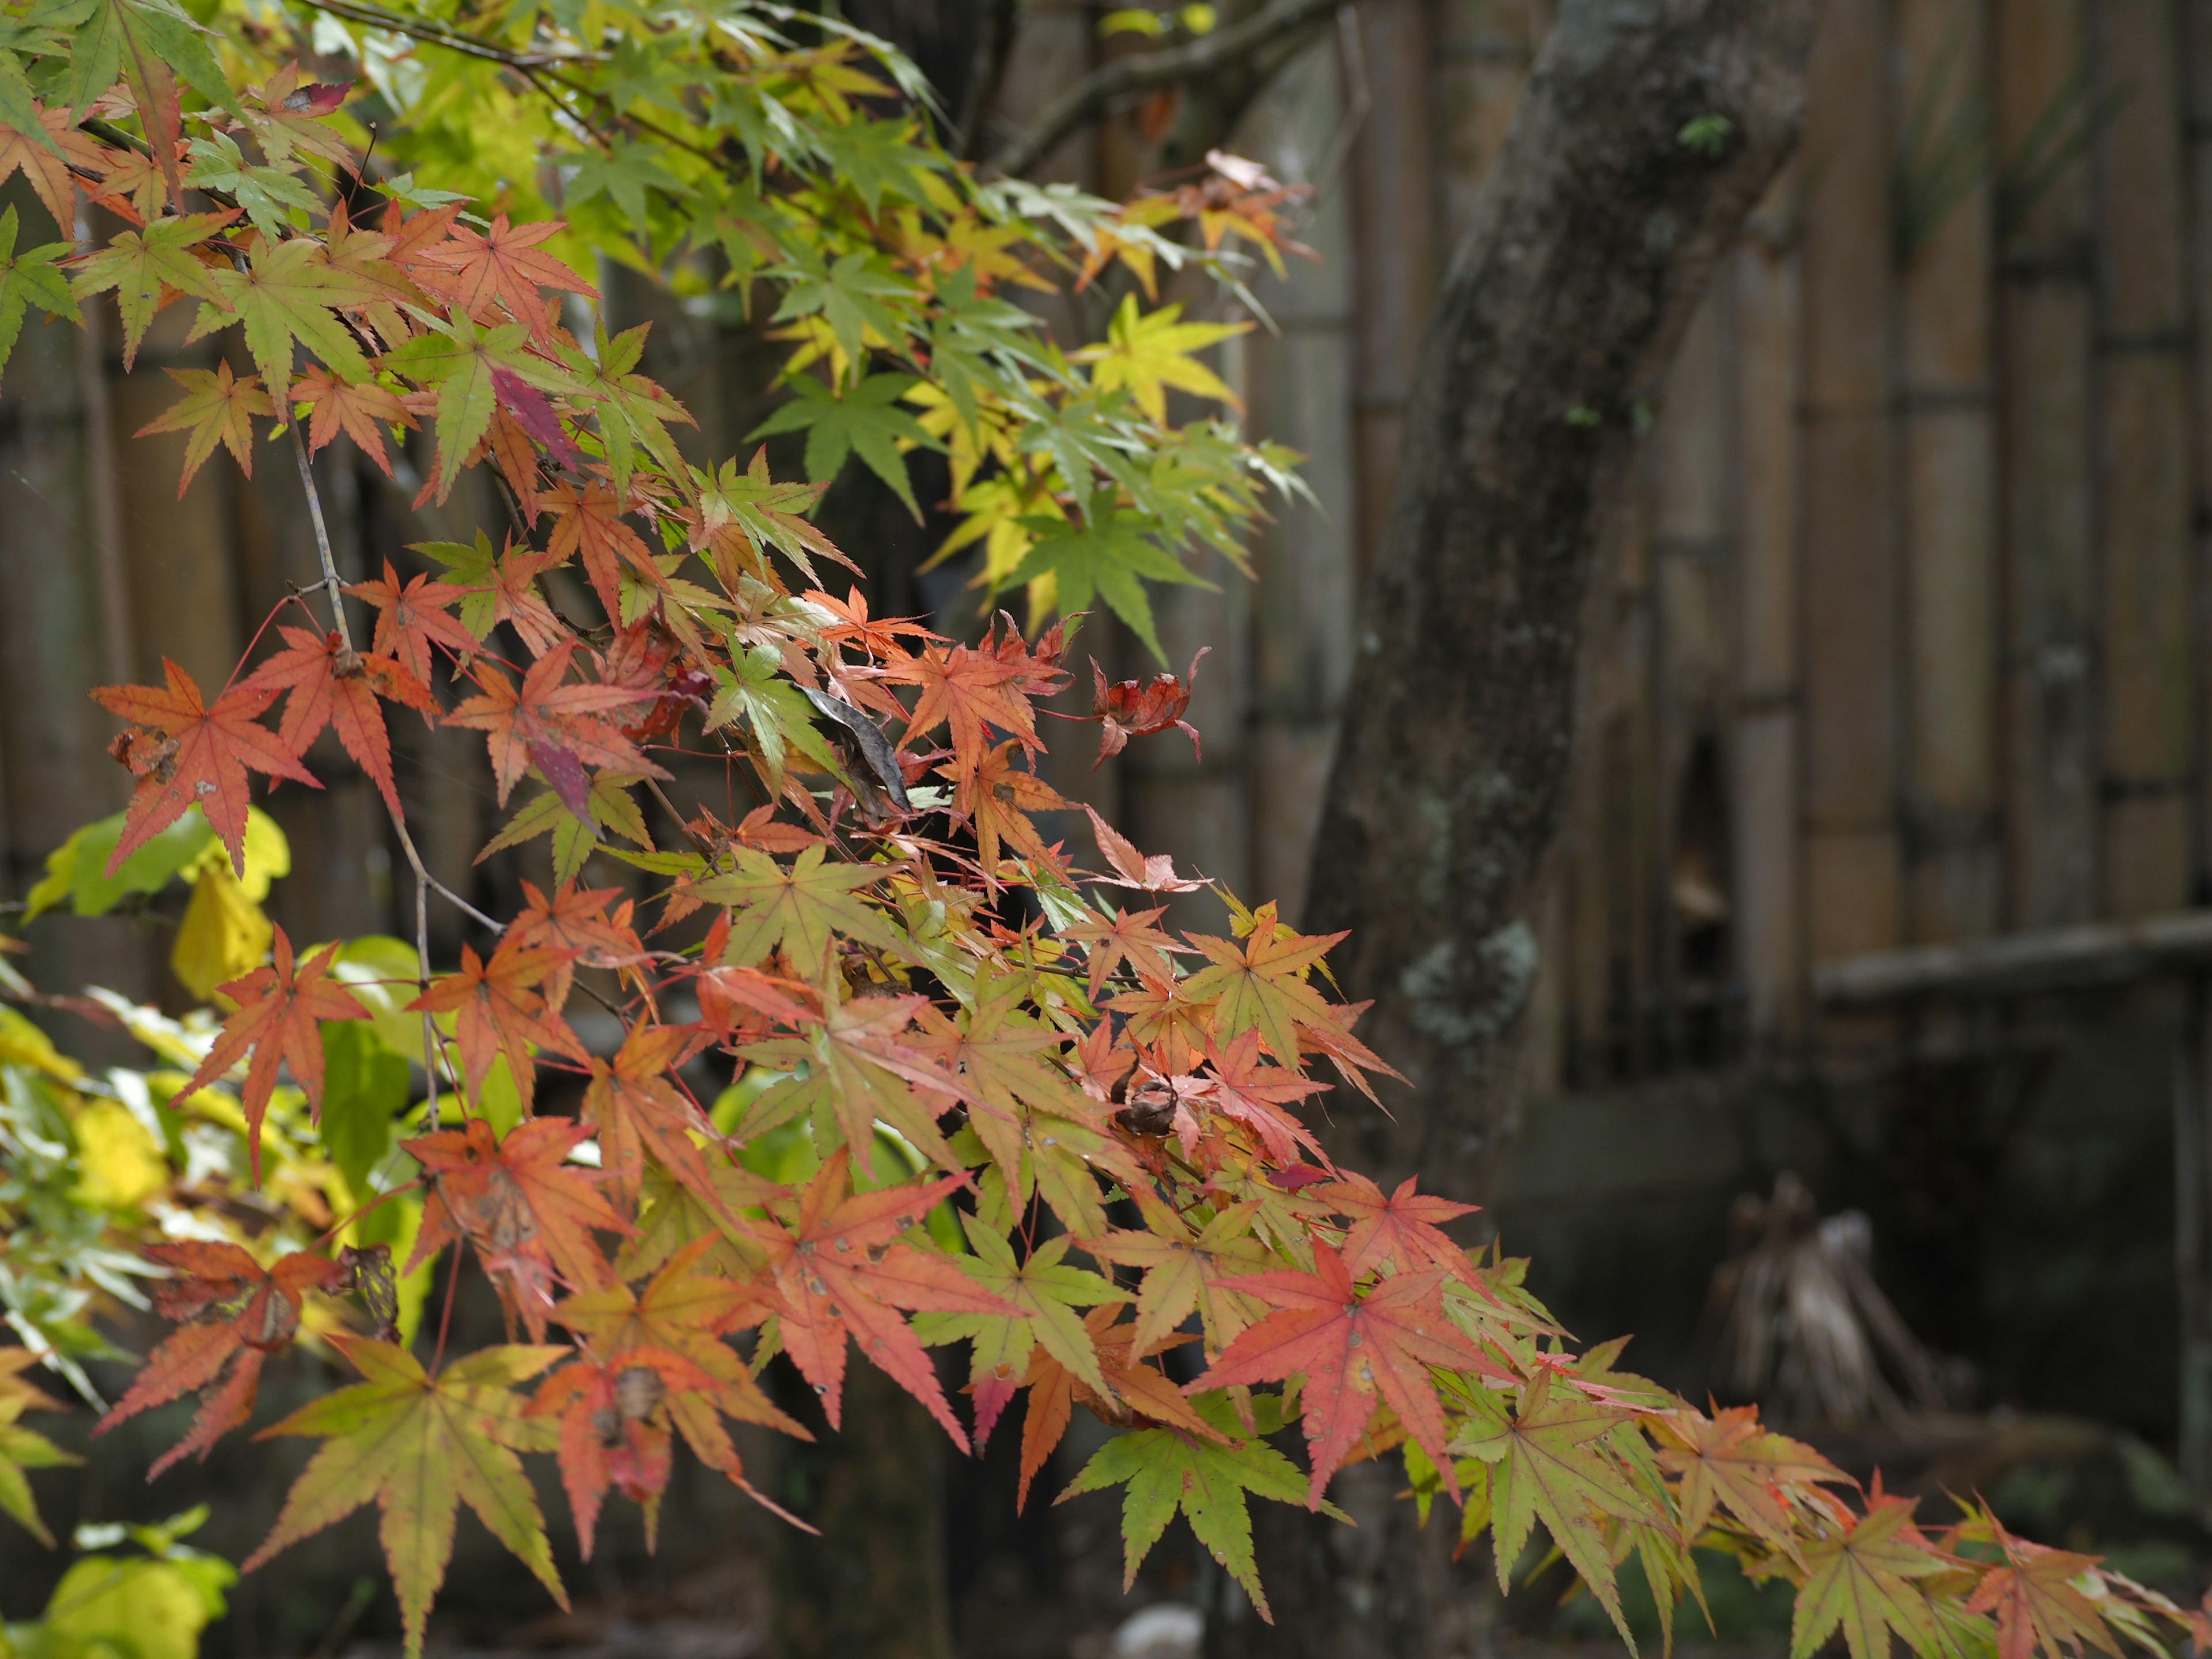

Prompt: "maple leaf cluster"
[2,23,2198,1659]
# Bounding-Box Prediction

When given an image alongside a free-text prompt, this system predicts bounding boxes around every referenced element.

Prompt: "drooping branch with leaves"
[0,6,2200,1658]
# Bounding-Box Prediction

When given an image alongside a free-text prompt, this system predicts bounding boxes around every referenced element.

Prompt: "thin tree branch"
[986,0,1344,179]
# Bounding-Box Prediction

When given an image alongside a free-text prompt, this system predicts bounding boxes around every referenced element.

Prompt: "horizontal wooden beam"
[1813,909,2212,1005]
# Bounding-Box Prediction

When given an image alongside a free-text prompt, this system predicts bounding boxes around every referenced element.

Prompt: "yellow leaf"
[183,804,291,900]
[0,1005,84,1084]
[171,861,274,1003]
[72,1098,168,1209]
[1075,294,1249,425]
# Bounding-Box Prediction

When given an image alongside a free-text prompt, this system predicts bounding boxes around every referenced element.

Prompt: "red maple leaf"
[1011,1304,1220,1509]
[404,1116,629,1339]
[93,659,321,876]
[884,641,1041,797]
[1084,805,1206,893]
[444,641,670,817]
[528,1346,704,1554]
[181,927,369,1179]
[349,559,480,685]
[759,1152,1013,1450]
[804,586,936,660]
[1310,1169,1482,1287]
[1188,1243,1498,1508]
[416,212,599,339]
[544,478,658,618]
[581,1021,733,1225]
[509,880,647,1008]
[407,937,589,1115]
[93,1243,343,1476]
[292,364,417,478]
[240,625,437,817]
[1059,902,1185,998]
[1202,1030,1328,1166]
[1086,647,1206,768]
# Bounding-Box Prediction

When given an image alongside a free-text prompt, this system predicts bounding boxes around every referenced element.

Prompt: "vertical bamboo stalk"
[1647,291,1731,1063]
[1800,0,1902,991]
[1731,176,1804,1049]
[2093,0,2193,920]
[1349,0,1437,577]
[1897,0,1999,947]
[1430,0,1551,251]
[1237,37,1358,927]
[2174,0,2212,1493]
[1997,0,2099,931]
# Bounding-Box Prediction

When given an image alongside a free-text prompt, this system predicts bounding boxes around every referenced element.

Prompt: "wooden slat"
[1234,38,1357,926]
[1815,906,2212,1003]
[1897,0,1999,946]
[1649,293,1729,1060]
[1430,0,1550,249]
[1800,0,1900,975]
[2093,0,2193,919]
[1731,175,1804,1046]
[1995,0,2098,929]
[1349,0,1437,575]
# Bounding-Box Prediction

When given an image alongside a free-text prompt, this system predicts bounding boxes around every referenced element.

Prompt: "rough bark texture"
[1225,5,1819,1654]
[1302,0,1820,1202]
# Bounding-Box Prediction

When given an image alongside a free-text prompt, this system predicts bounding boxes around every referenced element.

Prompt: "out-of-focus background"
[8,2,2212,1656]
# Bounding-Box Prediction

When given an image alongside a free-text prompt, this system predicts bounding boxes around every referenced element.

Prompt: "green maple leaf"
[1790,1496,1956,1659]
[559,137,692,234]
[0,203,75,388]
[39,0,234,124]
[1006,512,1208,664]
[703,643,841,791]
[0,1350,81,1546]
[749,372,938,519]
[245,1338,567,1659]
[1453,1370,1669,1650]
[1059,1392,1346,1624]
[813,115,931,215]
[556,321,693,498]
[767,246,916,369]
[183,132,320,236]
[690,449,843,586]
[136,361,275,494]
[1177,906,1346,1069]
[385,313,561,501]
[735,977,968,1179]
[688,843,900,967]
[192,236,378,396]
[915,1215,1122,1397]
[1075,293,1249,425]
[69,210,229,368]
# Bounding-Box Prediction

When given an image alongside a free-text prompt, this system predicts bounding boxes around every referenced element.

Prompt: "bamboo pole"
[1996,0,2099,931]
[1896,0,1999,948]
[1731,175,1804,1048]
[2092,0,2192,921]
[1237,36,1358,927]
[1799,0,1901,1015]
[1347,0,1437,578]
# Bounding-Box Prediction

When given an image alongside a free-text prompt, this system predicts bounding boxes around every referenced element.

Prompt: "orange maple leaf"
[407,937,588,1115]
[1188,1243,1497,1508]
[240,625,437,817]
[444,640,669,817]
[180,927,369,1177]
[94,660,322,876]
[404,1116,628,1339]
[416,212,598,339]
[93,1243,343,1476]
[759,1152,1013,1450]
[350,559,481,685]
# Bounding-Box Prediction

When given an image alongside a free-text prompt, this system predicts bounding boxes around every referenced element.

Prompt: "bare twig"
[987,0,1345,179]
